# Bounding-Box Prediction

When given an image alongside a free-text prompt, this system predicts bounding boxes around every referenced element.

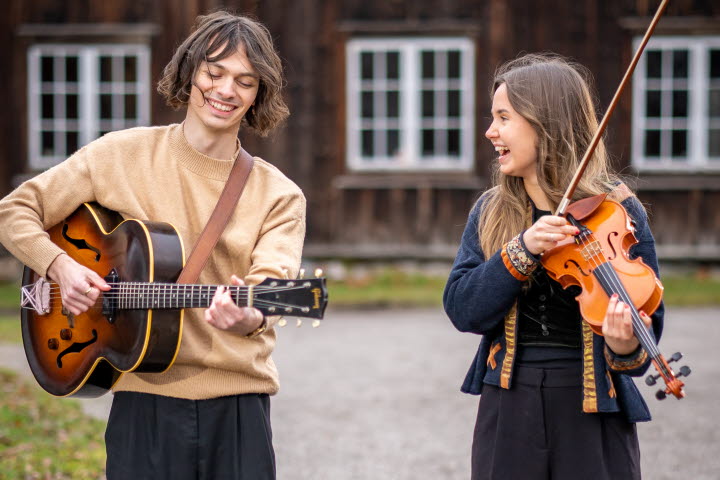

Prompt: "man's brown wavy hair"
[157,11,289,136]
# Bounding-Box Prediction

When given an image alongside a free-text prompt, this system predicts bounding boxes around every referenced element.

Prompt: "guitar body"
[21,203,185,397]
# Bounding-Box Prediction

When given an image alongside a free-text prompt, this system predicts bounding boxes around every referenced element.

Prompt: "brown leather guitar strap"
[176,147,254,284]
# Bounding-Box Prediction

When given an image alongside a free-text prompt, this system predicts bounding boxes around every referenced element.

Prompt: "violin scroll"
[645,352,691,400]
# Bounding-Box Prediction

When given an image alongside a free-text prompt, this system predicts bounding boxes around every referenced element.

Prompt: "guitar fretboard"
[111,283,242,310]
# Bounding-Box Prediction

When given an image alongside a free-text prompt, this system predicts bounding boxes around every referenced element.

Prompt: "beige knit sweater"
[0,124,306,399]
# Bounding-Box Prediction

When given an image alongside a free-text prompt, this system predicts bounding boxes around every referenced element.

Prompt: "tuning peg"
[278,319,287,327]
[669,352,683,363]
[298,268,305,279]
[678,365,691,378]
[296,319,303,327]
[645,373,660,386]
[314,268,323,278]
[655,389,667,400]
[312,320,320,328]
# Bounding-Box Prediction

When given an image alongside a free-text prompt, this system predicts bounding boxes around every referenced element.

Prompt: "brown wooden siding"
[1,0,719,263]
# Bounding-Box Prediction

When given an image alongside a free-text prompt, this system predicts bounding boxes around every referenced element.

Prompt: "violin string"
[573,228,661,359]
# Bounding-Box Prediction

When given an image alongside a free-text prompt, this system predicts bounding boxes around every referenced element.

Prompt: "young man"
[0,11,304,479]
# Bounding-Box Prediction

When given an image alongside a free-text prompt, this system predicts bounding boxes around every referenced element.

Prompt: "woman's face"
[485,83,539,183]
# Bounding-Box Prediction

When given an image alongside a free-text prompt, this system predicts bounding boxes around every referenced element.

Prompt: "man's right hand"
[47,253,111,315]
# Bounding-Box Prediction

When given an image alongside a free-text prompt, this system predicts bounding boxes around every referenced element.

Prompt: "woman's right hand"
[523,215,579,256]
[46,253,111,315]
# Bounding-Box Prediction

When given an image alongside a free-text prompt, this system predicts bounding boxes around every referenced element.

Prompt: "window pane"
[124,56,137,82]
[100,56,113,82]
[672,90,687,117]
[448,51,461,79]
[448,90,460,117]
[644,130,661,157]
[448,129,460,156]
[66,131,79,154]
[361,91,373,118]
[386,51,399,80]
[711,50,720,79]
[361,130,374,156]
[41,56,54,82]
[41,94,54,119]
[422,90,434,117]
[421,51,434,79]
[42,131,55,155]
[125,94,137,119]
[386,91,399,118]
[66,56,78,82]
[422,129,434,155]
[672,50,688,78]
[646,90,661,117]
[66,94,79,119]
[646,51,662,78]
[361,52,373,79]
[709,129,720,156]
[387,129,400,156]
[100,94,112,119]
[710,90,720,117]
[671,130,687,157]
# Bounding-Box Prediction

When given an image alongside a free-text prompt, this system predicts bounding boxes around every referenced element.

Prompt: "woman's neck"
[523,178,553,211]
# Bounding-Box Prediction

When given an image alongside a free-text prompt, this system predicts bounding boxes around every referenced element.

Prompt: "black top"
[516,207,583,366]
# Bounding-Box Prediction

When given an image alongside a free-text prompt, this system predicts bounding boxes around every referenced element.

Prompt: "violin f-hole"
[563,259,589,277]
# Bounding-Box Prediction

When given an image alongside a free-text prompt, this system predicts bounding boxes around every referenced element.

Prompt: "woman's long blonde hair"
[478,53,622,258]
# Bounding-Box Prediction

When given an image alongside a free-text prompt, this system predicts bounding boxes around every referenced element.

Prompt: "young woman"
[443,54,663,480]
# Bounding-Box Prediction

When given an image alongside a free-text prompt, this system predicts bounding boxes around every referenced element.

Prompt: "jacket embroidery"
[500,305,517,389]
[487,342,502,370]
[582,322,598,412]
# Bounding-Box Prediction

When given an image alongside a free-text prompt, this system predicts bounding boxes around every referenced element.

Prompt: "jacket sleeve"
[603,196,664,376]
[443,200,528,334]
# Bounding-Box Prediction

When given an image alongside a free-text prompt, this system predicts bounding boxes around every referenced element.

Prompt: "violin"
[539,0,690,400]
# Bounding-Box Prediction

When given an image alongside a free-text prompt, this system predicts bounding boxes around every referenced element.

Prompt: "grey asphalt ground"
[2,306,718,479]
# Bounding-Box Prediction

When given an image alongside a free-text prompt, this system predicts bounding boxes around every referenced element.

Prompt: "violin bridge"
[581,240,603,261]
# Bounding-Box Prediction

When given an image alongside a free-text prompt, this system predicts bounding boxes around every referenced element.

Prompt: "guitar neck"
[111,283,254,310]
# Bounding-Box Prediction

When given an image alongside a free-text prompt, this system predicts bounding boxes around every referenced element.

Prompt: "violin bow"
[555,0,670,217]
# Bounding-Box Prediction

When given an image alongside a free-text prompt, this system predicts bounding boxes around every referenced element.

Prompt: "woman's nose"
[485,122,497,140]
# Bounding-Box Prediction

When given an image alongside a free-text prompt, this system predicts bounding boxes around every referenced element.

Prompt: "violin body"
[542,195,663,335]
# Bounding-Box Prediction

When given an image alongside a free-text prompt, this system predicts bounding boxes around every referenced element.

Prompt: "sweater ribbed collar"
[169,123,242,181]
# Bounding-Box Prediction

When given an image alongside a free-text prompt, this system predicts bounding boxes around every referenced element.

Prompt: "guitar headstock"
[254,275,328,321]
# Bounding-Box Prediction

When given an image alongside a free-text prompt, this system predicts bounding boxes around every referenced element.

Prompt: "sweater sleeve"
[245,188,306,286]
[0,147,97,277]
[443,200,527,334]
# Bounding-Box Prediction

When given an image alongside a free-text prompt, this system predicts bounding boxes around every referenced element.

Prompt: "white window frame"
[346,37,475,171]
[27,43,151,170]
[632,35,720,172]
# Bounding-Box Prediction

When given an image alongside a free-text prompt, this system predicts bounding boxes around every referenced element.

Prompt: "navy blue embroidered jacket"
[443,193,664,422]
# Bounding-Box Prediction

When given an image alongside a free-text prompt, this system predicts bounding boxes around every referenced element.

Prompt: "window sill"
[332,173,484,190]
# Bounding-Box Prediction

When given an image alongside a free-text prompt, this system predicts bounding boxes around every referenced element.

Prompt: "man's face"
[186,43,260,135]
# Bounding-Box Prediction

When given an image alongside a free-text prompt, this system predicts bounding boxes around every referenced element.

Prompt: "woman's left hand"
[602,294,652,355]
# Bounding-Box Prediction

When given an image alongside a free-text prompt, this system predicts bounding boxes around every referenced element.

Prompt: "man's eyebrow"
[207,62,259,78]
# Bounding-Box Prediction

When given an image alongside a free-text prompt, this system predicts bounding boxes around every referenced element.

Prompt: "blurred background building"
[0,0,718,279]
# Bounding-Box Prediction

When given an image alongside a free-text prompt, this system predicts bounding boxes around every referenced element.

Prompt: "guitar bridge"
[21,278,51,314]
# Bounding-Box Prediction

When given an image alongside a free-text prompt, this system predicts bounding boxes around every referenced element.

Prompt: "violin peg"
[645,373,660,386]
[312,320,320,328]
[655,389,667,401]
[678,366,691,378]
[296,319,303,327]
[314,268,323,278]
[669,352,683,363]
[278,319,287,327]
[298,268,305,279]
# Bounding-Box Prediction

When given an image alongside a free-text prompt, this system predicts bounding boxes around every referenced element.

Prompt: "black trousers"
[471,365,640,480]
[105,391,275,480]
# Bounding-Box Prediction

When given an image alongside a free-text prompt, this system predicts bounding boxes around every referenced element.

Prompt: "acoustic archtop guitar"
[20,202,327,398]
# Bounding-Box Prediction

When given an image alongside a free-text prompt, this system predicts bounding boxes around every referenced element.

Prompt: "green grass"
[329,269,447,308]
[0,281,19,310]
[661,274,720,306]
[0,368,106,480]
